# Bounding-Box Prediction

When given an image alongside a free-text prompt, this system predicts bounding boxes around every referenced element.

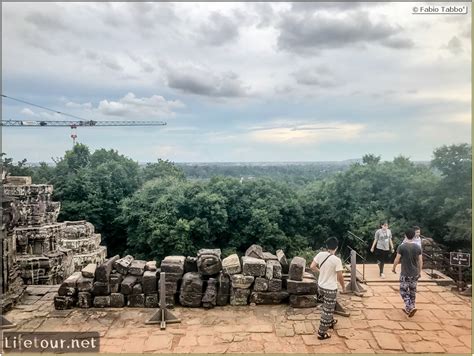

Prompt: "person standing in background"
[403,226,423,250]
[370,222,394,278]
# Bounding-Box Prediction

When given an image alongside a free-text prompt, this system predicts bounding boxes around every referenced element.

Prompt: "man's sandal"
[329,319,338,329]
[317,332,331,340]
[408,308,417,317]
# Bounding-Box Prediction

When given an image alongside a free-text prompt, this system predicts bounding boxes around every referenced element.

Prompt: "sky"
[2,2,471,163]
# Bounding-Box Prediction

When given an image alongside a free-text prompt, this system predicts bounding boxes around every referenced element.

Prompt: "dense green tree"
[430,144,472,247]
[1,153,35,177]
[142,159,185,182]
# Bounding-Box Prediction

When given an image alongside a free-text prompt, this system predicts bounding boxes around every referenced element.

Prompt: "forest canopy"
[2,143,471,260]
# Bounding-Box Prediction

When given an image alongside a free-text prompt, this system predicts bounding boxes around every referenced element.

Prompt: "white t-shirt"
[313,251,344,290]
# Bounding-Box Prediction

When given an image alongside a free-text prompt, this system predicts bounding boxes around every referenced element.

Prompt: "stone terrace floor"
[3,282,472,354]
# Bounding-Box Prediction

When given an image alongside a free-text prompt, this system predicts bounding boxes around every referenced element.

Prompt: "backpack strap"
[319,254,333,268]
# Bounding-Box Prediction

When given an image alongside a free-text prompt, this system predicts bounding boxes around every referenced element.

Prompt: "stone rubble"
[53,243,328,311]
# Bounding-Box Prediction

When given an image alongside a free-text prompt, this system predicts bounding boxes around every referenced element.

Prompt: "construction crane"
[2,119,167,145]
[1,95,167,145]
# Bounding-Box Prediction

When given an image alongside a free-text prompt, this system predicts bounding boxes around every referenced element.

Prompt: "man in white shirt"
[402,226,423,250]
[310,237,345,340]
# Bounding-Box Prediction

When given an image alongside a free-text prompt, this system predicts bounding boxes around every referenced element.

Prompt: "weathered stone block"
[145,261,157,272]
[262,252,278,261]
[58,286,77,297]
[77,292,92,308]
[129,260,146,276]
[268,278,282,292]
[286,278,318,295]
[165,281,179,295]
[289,257,306,281]
[114,255,134,275]
[230,288,250,306]
[289,294,318,308]
[145,294,159,308]
[202,278,217,309]
[276,249,289,274]
[303,271,317,280]
[253,277,269,292]
[179,272,203,307]
[216,272,230,306]
[61,271,81,288]
[197,249,222,276]
[132,283,143,295]
[142,271,157,294]
[222,254,241,275]
[96,255,120,282]
[110,293,125,308]
[184,256,198,273]
[77,276,94,292]
[81,263,97,278]
[92,281,110,296]
[129,293,145,307]
[242,256,266,277]
[54,295,75,310]
[109,273,123,293]
[121,275,137,295]
[160,256,185,274]
[266,260,282,280]
[93,296,110,308]
[162,272,182,283]
[250,291,289,304]
[231,274,254,289]
[245,244,264,259]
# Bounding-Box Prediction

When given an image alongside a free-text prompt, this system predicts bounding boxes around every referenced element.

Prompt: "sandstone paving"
[4,282,471,354]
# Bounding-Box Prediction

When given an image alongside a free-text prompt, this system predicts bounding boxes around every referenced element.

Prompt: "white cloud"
[96,92,184,118]
[247,122,365,145]
[20,108,36,116]
[66,101,92,109]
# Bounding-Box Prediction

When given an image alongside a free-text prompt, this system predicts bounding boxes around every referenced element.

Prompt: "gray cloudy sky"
[2,2,471,162]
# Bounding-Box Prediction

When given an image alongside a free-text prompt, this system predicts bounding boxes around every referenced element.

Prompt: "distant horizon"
[23,158,433,166]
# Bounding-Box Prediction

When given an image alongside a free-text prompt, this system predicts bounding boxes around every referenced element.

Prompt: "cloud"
[128,53,155,73]
[380,37,414,49]
[247,122,365,144]
[292,66,341,87]
[96,92,184,118]
[197,11,240,46]
[65,101,92,109]
[291,2,364,12]
[84,50,124,72]
[163,63,250,97]
[100,2,179,34]
[277,11,411,53]
[461,23,471,38]
[24,10,68,32]
[443,36,463,54]
[252,3,276,28]
[20,108,36,116]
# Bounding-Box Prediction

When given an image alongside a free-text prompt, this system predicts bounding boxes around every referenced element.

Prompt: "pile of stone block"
[287,257,319,308]
[54,244,322,310]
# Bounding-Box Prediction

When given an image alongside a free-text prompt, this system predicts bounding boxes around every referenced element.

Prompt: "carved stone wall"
[2,176,107,291]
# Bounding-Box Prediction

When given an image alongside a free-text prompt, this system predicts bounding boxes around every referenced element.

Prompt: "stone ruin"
[1,190,25,312]
[54,244,322,310]
[1,176,106,310]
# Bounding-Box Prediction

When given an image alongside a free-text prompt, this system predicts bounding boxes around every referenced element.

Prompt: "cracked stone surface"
[4,282,471,354]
